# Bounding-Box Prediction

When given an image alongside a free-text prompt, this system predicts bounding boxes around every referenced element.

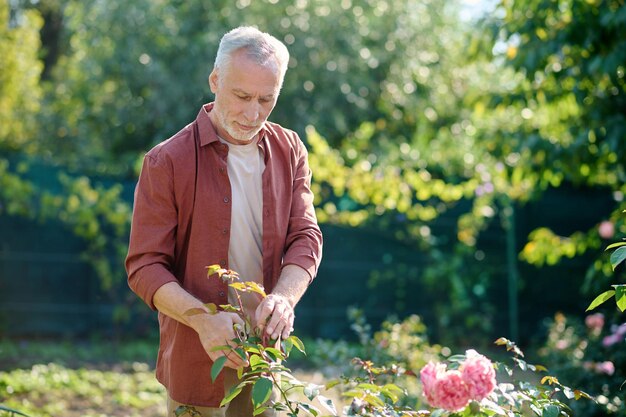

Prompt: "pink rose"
[432,370,471,412]
[615,323,626,337]
[555,339,569,350]
[420,362,446,405]
[596,361,615,376]
[585,313,604,334]
[461,350,497,400]
[420,362,471,412]
[603,333,621,347]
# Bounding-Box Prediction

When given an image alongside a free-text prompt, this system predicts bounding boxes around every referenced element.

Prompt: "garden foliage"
[177,266,591,417]
[2,0,625,343]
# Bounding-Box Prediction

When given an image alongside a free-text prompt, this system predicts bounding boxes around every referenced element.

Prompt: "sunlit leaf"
[210,344,231,352]
[204,303,218,314]
[253,405,269,416]
[229,281,267,297]
[264,347,285,361]
[541,376,559,385]
[303,383,320,400]
[220,305,240,313]
[206,264,223,277]
[317,395,337,416]
[250,354,269,370]
[325,379,341,390]
[364,393,385,408]
[298,402,320,416]
[605,241,626,250]
[585,290,615,311]
[220,384,243,407]
[286,335,306,354]
[282,338,293,356]
[614,285,626,312]
[574,389,593,400]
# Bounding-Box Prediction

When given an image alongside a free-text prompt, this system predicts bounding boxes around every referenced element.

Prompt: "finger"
[215,350,245,369]
[280,318,294,339]
[255,297,276,329]
[266,304,292,340]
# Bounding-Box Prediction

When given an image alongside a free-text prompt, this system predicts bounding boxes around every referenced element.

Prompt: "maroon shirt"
[125,103,323,406]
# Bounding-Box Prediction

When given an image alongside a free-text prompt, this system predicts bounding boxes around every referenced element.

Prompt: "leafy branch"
[587,210,626,313]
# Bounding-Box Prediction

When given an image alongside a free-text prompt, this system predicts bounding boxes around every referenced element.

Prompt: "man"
[125,26,323,416]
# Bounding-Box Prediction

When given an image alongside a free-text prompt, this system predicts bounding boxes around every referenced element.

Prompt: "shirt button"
[222,228,228,234]
[219,291,225,297]
[220,259,226,267]
[223,197,230,203]
[219,167,225,174]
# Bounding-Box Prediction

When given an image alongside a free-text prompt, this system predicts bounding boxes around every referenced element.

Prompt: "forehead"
[219,50,281,95]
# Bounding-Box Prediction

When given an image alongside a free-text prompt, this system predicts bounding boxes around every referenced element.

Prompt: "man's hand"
[189,311,249,369]
[255,293,295,341]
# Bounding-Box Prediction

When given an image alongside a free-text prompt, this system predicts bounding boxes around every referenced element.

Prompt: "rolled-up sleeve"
[125,150,180,310]
[282,141,323,282]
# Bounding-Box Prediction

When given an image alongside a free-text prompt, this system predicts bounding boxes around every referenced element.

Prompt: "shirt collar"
[196,102,269,148]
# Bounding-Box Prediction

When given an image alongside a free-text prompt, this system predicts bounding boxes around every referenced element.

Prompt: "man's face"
[209,50,281,145]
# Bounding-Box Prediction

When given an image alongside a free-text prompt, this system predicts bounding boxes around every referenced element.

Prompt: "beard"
[214,106,262,144]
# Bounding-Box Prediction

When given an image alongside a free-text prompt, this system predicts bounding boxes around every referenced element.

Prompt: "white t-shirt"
[219,137,265,320]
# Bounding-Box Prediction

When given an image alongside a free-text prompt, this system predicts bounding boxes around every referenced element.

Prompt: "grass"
[0,338,165,417]
[0,337,340,417]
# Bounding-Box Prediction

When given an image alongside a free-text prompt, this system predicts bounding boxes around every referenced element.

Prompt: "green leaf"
[234,347,247,361]
[286,335,306,354]
[303,383,321,400]
[298,402,320,416]
[542,404,560,417]
[325,379,341,390]
[614,285,626,312]
[253,405,269,416]
[206,264,223,276]
[282,338,293,356]
[210,344,232,352]
[610,246,626,270]
[204,303,218,314]
[251,377,274,408]
[363,393,385,408]
[220,384,244,407]
[211,356,227,382]
[264,347,285,361]
[381,384,404,403]
[606,241,626,250]
[250,354,269,370]
[586,290,616,311]
[317,395,338,416]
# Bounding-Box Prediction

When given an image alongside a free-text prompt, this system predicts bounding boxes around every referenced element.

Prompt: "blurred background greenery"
[2,0,625,344]
[1,0,625,414]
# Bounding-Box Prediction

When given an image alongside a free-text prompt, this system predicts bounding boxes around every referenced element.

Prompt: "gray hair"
[213,26,290,87]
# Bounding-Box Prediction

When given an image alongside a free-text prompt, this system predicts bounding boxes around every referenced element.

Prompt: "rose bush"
[175,266,592,417]
[539,312,625,416]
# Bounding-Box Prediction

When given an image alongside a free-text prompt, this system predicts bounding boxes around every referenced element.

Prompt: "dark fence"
[0,166,617,344]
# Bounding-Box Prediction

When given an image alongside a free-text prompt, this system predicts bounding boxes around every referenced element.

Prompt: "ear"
[208,70,218,93]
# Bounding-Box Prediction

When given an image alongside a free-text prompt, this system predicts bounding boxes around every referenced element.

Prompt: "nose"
[243,101,260,123]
